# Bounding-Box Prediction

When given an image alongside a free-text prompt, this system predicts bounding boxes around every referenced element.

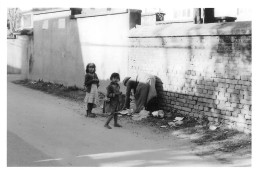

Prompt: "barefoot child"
[104,73,122,129]
[84,63,99,118]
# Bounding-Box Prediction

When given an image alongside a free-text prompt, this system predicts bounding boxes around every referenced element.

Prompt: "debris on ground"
[151,110,165,118]
[165,111,173,119]
[152,111,159,117]
[175,120,184,125]
[158,110,164,118]
[127,109,134,115]
[166,116,185,127]
[119,110,128,115]
[174,117,184,121]
[119,109,133,115]
[132,110,150,121]
[209,125,219,131]
[168,122,176,127]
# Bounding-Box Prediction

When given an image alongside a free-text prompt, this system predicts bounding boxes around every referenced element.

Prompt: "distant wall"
[128,22,251,133]
[7,36,31,78]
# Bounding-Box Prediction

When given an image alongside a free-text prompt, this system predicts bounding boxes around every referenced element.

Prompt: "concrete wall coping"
[129,21,251,37]
[72,11,127,19]
[33,9,70,15]
[142,12,165,17]
[72,9,141,19]
[156,20,193,25]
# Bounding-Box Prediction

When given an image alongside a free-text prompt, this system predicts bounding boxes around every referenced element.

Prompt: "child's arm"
[95,73,100,87]
[84,74,98,86]
[107,85,115,98]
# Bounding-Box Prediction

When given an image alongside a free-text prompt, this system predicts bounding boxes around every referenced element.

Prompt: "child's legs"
[105,100,118,125]
[105,113,114,125]
[113,113,118,124]
[87,103,93,111]
[105,103,117,125]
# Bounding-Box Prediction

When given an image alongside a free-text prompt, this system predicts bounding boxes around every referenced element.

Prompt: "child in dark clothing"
[104,73,122,129]
[84,63,99,118]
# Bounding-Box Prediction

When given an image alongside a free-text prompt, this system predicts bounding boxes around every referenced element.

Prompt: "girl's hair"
[86,63,96,73]
[110,72,120,81]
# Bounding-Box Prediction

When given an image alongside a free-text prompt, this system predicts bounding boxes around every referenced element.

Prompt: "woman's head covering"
[123,77,131,86]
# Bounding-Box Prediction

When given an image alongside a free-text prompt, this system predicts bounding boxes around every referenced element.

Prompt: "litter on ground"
[151,110,165,118]
[119,110,128,115]
[168,122,176,127]
[175,117,184,121]
[165,112,172,118]
[118,109,134,115]
[132,110,149,121]
[209,125,219,131]
[158,110,164,118]
[175,121,183,125]
[152,111,159,117]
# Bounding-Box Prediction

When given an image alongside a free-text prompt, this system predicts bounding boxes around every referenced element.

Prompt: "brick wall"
[128,22,251,133]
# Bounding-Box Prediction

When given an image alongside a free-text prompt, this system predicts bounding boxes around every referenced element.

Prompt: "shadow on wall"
[154,76,164,111]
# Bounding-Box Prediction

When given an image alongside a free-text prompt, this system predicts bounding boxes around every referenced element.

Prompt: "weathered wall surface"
[7,36,31,78]
[128,22,251,133]
[31,17,84,86]
[30,12,130,91]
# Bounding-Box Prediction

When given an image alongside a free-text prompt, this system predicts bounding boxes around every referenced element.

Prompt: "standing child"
[84,63,99,118]
[104,73,122,129]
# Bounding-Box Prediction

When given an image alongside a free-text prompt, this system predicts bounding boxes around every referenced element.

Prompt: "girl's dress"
[84,84,99,107]
[84,73,99,108]
[106,82,121,113]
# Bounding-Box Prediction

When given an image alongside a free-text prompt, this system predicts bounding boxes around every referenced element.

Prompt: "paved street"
[7,75,244,167]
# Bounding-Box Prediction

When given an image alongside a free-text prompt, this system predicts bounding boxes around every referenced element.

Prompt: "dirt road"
[7,75,242,167]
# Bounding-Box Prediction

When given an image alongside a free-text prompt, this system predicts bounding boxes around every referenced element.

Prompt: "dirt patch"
[12,79,251,164]
[12,79,105,106]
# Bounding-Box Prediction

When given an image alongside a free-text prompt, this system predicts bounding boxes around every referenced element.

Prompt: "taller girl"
[84,63,99,118]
